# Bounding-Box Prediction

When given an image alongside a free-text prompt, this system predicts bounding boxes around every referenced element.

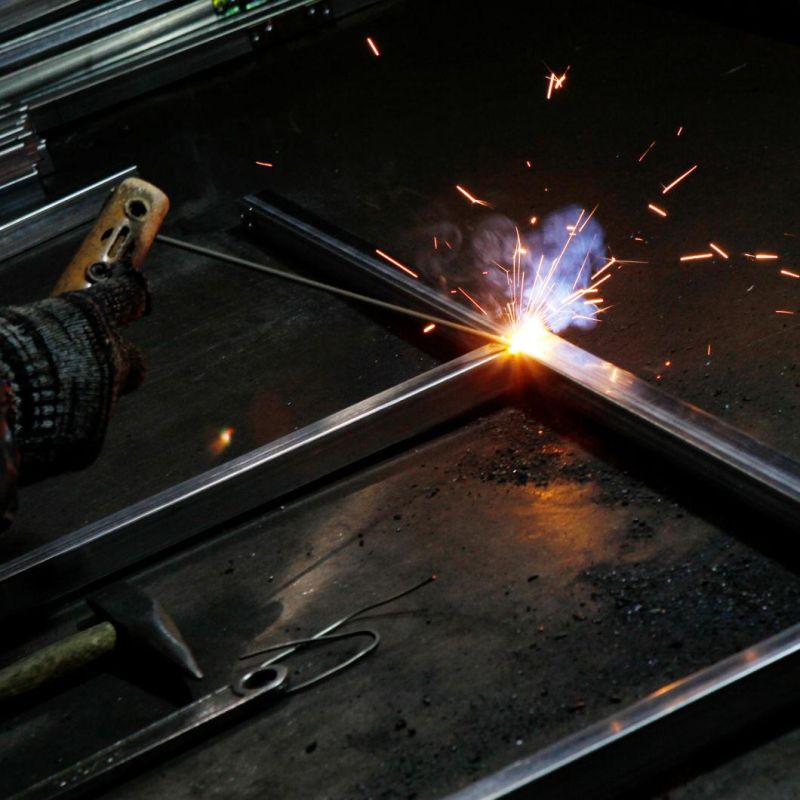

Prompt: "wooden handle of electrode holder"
[0,621,117,703]
[51,177,169,296]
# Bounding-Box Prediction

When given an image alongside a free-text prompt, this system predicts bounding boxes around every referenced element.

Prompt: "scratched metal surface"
[0,0,798,797]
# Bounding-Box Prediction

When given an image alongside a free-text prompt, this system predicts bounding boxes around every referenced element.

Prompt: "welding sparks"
[780,269,800,279]
[507,317,550,355]
[366,37,380,56]
[680,253,713,262]
[709,242,729,259]
[545,66,569,99]
[481,206,611,356]
[423,323,436,333]
[638,141,656,163]
[775,310,796,315]
[661,164,698,194]
[375,248,419,278]
[455,184,492,208]
[458,286,489,315]
[754,253,779,261]
[255,161,273,167]
[647,203,667,218]
[676,126,684,136]
[209,427,234,455]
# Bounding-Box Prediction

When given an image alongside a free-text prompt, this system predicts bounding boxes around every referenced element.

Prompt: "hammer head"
[87,582,203,680]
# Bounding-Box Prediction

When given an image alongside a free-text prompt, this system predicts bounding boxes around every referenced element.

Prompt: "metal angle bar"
[239,190,800,529]
[442,621,800,800]
[0,344,510,616]
[0,165,137,263]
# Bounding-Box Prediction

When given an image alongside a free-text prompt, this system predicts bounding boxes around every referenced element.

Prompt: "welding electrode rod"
[156,236,504,346]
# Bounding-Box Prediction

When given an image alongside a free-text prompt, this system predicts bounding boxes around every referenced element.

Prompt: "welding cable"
[156,236,505,346]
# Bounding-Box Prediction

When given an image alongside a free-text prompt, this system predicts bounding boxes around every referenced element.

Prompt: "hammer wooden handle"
[0,621,117,703]
[51,177,169,296]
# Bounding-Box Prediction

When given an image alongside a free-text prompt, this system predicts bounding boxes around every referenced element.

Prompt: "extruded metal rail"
[0,0,383,128]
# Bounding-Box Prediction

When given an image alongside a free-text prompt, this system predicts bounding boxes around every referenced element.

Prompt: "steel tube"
[0,344,509,616]
[240,190,800,528]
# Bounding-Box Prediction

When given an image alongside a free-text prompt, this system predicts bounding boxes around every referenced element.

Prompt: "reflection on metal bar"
[0,345,509,616]
[444,622,800,800]
[0,165,137,263]
[240,190,800,529]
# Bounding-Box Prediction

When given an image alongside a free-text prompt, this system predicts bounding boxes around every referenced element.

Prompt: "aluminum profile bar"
[240,190,800,529]
[443,621,800,800]
[0,0,182,73]
[0,165,137,262]
[0,0,384,128]
[0,344,510,616]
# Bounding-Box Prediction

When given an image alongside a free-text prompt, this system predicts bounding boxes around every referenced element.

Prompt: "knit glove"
[0,271,148,485]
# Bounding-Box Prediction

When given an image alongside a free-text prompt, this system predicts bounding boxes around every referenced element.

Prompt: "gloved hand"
[0,271,149,494]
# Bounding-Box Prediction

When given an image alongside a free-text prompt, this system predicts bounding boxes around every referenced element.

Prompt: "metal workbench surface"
[1,1,799,798]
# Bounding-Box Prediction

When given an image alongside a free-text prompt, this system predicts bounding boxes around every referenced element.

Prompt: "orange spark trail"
[775,310,795,315]
[707,343,712,356]
[662,164,698,194]
[578,204,599,232]
[709,242,728,259]
[423,323,436,333]
[455,184,492,207]
[375,248,419,278]
[458,287,489,315]
[638,141,656,163]
[647,203,667,217]
[255,161,273,167]
[676,126,684,136]
[755,253,779,260]
[680,253,713,262]
[366,37,380,56]
[780,269,800,279]
[545,66,569,99]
